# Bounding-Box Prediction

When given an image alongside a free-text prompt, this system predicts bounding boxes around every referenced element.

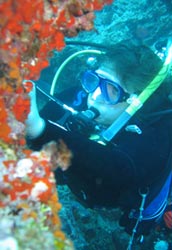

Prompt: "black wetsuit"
[28,92,172,235]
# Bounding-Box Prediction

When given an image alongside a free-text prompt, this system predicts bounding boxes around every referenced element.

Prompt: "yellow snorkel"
[101,39,172,142]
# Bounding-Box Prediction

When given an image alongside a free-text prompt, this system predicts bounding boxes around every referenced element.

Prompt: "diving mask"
[82,70,129,104]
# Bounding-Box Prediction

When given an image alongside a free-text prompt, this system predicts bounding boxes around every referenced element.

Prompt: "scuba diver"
[26,39,172,247]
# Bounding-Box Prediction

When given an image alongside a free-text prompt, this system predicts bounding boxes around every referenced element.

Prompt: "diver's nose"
[90,87,104,102]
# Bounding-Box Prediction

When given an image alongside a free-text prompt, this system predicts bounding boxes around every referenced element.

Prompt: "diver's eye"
[105,83,119,102]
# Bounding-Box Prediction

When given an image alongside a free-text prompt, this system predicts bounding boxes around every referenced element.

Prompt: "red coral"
[12,96,30,122]
[0,98,8,122]
[0,0,112,80]
[0,98,11,142]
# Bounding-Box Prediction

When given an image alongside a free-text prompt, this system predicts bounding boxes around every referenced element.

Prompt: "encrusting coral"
[0,0,113,249]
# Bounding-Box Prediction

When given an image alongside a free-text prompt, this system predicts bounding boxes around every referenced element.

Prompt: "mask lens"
[82,71,99,93]
[102,79,130,104]
[105,82,120,103]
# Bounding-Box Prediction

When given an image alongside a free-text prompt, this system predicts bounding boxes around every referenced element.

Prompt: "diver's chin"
[94,115,111,127]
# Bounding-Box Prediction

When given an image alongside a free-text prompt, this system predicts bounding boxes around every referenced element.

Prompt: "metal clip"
[125,124,142,134]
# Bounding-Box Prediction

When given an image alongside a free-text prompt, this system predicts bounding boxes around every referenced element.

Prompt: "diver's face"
[86,68,129,126]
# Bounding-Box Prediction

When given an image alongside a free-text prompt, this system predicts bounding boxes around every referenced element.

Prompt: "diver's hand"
[25,80,45,139]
